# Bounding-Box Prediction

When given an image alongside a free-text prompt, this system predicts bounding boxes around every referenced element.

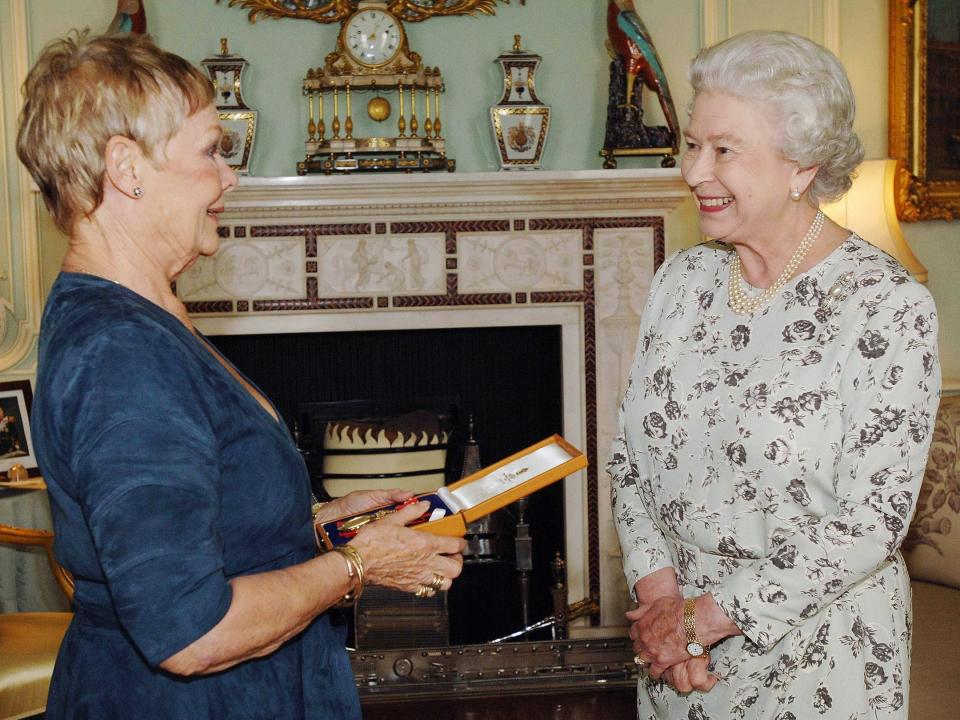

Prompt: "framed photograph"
[217,110,258,175]
[0,380,39,477]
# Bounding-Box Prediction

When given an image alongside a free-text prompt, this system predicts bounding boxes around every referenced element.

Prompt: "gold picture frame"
[889,0,960,221]
[215,0,519,24]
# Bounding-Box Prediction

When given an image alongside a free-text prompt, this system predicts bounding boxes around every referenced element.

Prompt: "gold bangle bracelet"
[332,544,365,607]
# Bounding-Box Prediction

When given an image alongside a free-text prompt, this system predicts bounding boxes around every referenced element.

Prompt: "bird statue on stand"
[107,0,147,35]
[601,0,679,168]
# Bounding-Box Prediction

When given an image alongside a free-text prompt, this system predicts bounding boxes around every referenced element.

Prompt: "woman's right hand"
[348,500,466,593]
[662,657,718,693]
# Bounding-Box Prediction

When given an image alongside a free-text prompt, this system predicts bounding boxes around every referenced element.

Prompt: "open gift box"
[316,434,586,550]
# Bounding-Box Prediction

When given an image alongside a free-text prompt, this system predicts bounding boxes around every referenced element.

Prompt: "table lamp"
[820,159,928,282]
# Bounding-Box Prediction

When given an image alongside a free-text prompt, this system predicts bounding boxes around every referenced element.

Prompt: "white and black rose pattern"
[609,236,940,719]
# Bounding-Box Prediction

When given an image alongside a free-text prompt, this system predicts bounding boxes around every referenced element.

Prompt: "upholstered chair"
[0,524,73,720]
[902,394,960,720]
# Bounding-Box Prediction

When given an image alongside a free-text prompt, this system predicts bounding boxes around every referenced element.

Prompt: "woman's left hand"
[633,593,741,680]
[315,488,414,525]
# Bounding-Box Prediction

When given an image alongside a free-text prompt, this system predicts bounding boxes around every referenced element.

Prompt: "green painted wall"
[20,0,960,381]
[25,0,699,176]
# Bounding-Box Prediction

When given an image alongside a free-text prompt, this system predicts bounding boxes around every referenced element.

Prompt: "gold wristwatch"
[683,598,708,658]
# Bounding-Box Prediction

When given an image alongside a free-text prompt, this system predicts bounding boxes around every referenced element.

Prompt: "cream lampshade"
[820,159,928,282]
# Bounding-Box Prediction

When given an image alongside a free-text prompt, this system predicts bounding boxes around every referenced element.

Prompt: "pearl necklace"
[727,209,825,315]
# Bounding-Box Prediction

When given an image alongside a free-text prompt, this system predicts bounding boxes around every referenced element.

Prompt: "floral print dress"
[610,235,940,719]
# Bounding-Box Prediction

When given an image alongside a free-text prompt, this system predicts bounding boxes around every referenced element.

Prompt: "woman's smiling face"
[680,90,799,244]
[142,103,237,272]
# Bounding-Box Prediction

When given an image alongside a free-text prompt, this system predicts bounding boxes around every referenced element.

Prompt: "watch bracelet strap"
[682,598,697,640]
[683,597,708,653]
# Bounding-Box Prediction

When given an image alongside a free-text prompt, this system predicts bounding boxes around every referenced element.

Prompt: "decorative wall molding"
[0,0,43,377]
[699,0,728,48]
[187,169,691,628]
[821,0,841,56]
[699,0,841,53]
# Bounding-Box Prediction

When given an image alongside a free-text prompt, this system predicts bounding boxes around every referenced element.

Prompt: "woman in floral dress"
[610,30,940,719]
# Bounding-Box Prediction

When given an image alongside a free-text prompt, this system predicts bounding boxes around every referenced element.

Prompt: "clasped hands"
[628,595,718,693]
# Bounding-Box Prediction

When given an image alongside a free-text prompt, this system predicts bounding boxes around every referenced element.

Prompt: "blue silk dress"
[33,273,359,719]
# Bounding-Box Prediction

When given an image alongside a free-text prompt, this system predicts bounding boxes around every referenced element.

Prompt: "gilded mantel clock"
[342,4,403,66]
[303,1,450,173]
[216,0,525,174]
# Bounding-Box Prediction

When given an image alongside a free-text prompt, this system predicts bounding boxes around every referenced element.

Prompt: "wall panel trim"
[0,0,43,377]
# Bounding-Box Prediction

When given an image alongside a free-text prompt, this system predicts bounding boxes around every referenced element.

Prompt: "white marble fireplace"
[181,168,692,631]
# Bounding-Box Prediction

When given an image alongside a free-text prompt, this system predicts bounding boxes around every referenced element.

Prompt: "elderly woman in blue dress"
[18,31,464,719]
[610,31,939,718]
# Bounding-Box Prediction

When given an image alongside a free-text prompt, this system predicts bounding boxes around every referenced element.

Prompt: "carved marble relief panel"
[593,225,659,624]
[177,237,306,301]
[317,233,445,296]
[458,230,582,293]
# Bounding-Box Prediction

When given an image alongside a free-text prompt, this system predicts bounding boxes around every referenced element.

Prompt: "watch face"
[686,641,705,657]
[344,9,401,66]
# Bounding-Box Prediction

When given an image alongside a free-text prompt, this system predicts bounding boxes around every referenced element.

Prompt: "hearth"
[209,324,565,644]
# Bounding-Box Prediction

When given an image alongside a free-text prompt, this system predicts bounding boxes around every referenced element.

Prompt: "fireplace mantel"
[223,168,689,218]
[188,168,693,632]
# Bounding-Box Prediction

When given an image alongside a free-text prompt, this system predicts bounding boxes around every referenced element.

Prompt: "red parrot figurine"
[606,0,679,141]
[601,0,679,167]
[107,0,147,35]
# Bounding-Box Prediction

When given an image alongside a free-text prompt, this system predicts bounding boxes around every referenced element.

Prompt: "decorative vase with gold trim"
[202,38,258,175]
[489,35,550,170]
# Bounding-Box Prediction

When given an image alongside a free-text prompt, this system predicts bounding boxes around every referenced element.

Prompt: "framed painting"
[889,0,960,221]
[0,380,39,477]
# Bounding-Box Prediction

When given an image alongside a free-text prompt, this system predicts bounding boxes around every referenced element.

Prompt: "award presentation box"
[317,435,586,550]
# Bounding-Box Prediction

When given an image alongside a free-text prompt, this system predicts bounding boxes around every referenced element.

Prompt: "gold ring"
[429,574,445,591]
[415,585,435,598]
[634,654,650,666]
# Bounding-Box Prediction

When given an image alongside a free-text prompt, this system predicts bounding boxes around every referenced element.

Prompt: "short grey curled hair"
[688,30,864,203]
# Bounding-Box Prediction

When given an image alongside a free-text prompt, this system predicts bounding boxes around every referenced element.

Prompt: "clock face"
[344,9,402,66]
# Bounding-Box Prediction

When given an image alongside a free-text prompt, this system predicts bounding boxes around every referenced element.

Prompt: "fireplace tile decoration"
[178,238,305,300]
[318,234,447,296]
[183,170,691,630]
[458,231,583,294]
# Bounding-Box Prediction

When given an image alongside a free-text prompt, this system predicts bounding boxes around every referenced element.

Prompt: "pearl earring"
[133,186,144,198]
[790,188,802,201]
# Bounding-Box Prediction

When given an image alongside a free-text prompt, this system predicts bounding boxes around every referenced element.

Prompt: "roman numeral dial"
[343,8,402,67]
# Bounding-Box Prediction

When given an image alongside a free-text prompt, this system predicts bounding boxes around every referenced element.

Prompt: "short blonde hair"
[688,31,864,203]
[16,30,213,234]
